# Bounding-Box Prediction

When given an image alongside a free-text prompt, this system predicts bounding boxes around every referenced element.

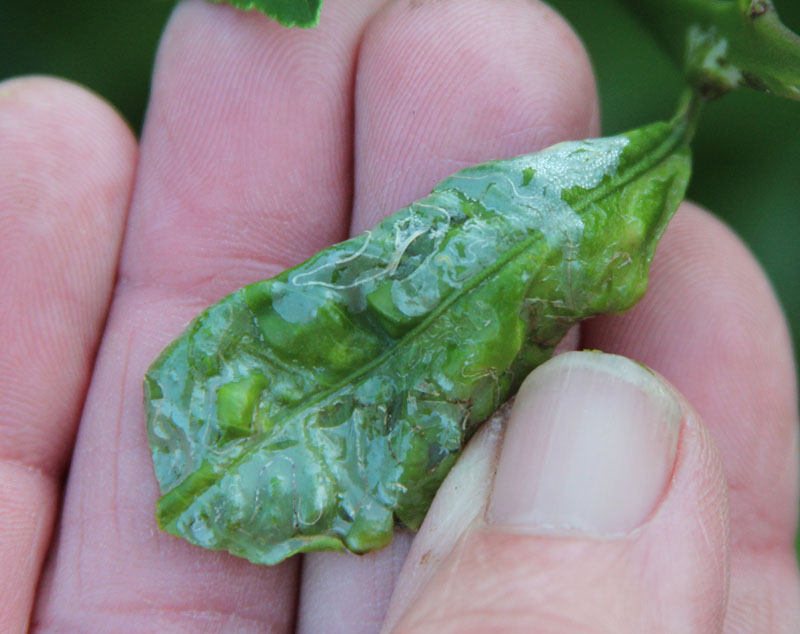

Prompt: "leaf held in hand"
[145,116,692,565]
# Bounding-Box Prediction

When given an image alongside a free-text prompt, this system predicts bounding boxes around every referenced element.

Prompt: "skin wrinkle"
[148,7,278,181]
[0,469,52,623]
[724,550,800,633]
[667,408,728,630]
[35,605,281,633]
[400,538,616,632]
[693,506,730,627]
[110,330,135,545]
[422,122,569,176]
[2,276,113,475]
[411,543,624,630]
[115,254,291,306]
[0,409,63,476]
[0,459,50,491]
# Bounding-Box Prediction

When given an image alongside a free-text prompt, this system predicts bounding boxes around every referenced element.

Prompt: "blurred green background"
[1,0,798,553]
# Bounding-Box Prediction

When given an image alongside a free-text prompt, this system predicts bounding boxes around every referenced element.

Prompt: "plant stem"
[672,87,705,147]
[620,0,800,100]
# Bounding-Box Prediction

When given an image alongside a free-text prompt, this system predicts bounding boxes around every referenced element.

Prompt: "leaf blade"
[146,118,692,564]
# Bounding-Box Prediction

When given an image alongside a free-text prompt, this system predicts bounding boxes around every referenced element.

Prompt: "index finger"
[34,0,384,630]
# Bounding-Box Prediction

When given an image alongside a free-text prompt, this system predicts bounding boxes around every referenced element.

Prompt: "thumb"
[383,351,730,634]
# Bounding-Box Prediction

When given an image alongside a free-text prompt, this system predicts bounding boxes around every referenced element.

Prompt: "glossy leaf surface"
[209,0,323,28]
[145,118,691,565]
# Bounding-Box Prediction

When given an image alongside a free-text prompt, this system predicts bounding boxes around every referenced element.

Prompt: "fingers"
[33,0,384,630]
[581,202,800,631]
[298,1,599,631]
[0,77,135,632]
[385,352,730,633]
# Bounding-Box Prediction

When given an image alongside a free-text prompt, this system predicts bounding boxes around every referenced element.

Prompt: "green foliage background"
[2,0,798,556]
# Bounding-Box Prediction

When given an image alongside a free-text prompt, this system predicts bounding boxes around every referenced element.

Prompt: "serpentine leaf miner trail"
[145,107,695,565]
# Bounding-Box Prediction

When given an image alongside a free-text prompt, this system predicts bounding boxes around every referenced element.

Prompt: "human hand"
[2,1,797,632]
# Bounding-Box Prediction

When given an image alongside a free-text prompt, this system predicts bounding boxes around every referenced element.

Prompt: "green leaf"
[145,115,693,565]
[207,0,323,28]
[620,0,800,100]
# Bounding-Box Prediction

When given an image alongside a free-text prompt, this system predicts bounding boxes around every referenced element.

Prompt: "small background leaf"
[208,0,323,28]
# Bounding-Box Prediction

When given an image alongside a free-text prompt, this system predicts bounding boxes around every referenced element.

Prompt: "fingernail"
[488,351,681,535]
